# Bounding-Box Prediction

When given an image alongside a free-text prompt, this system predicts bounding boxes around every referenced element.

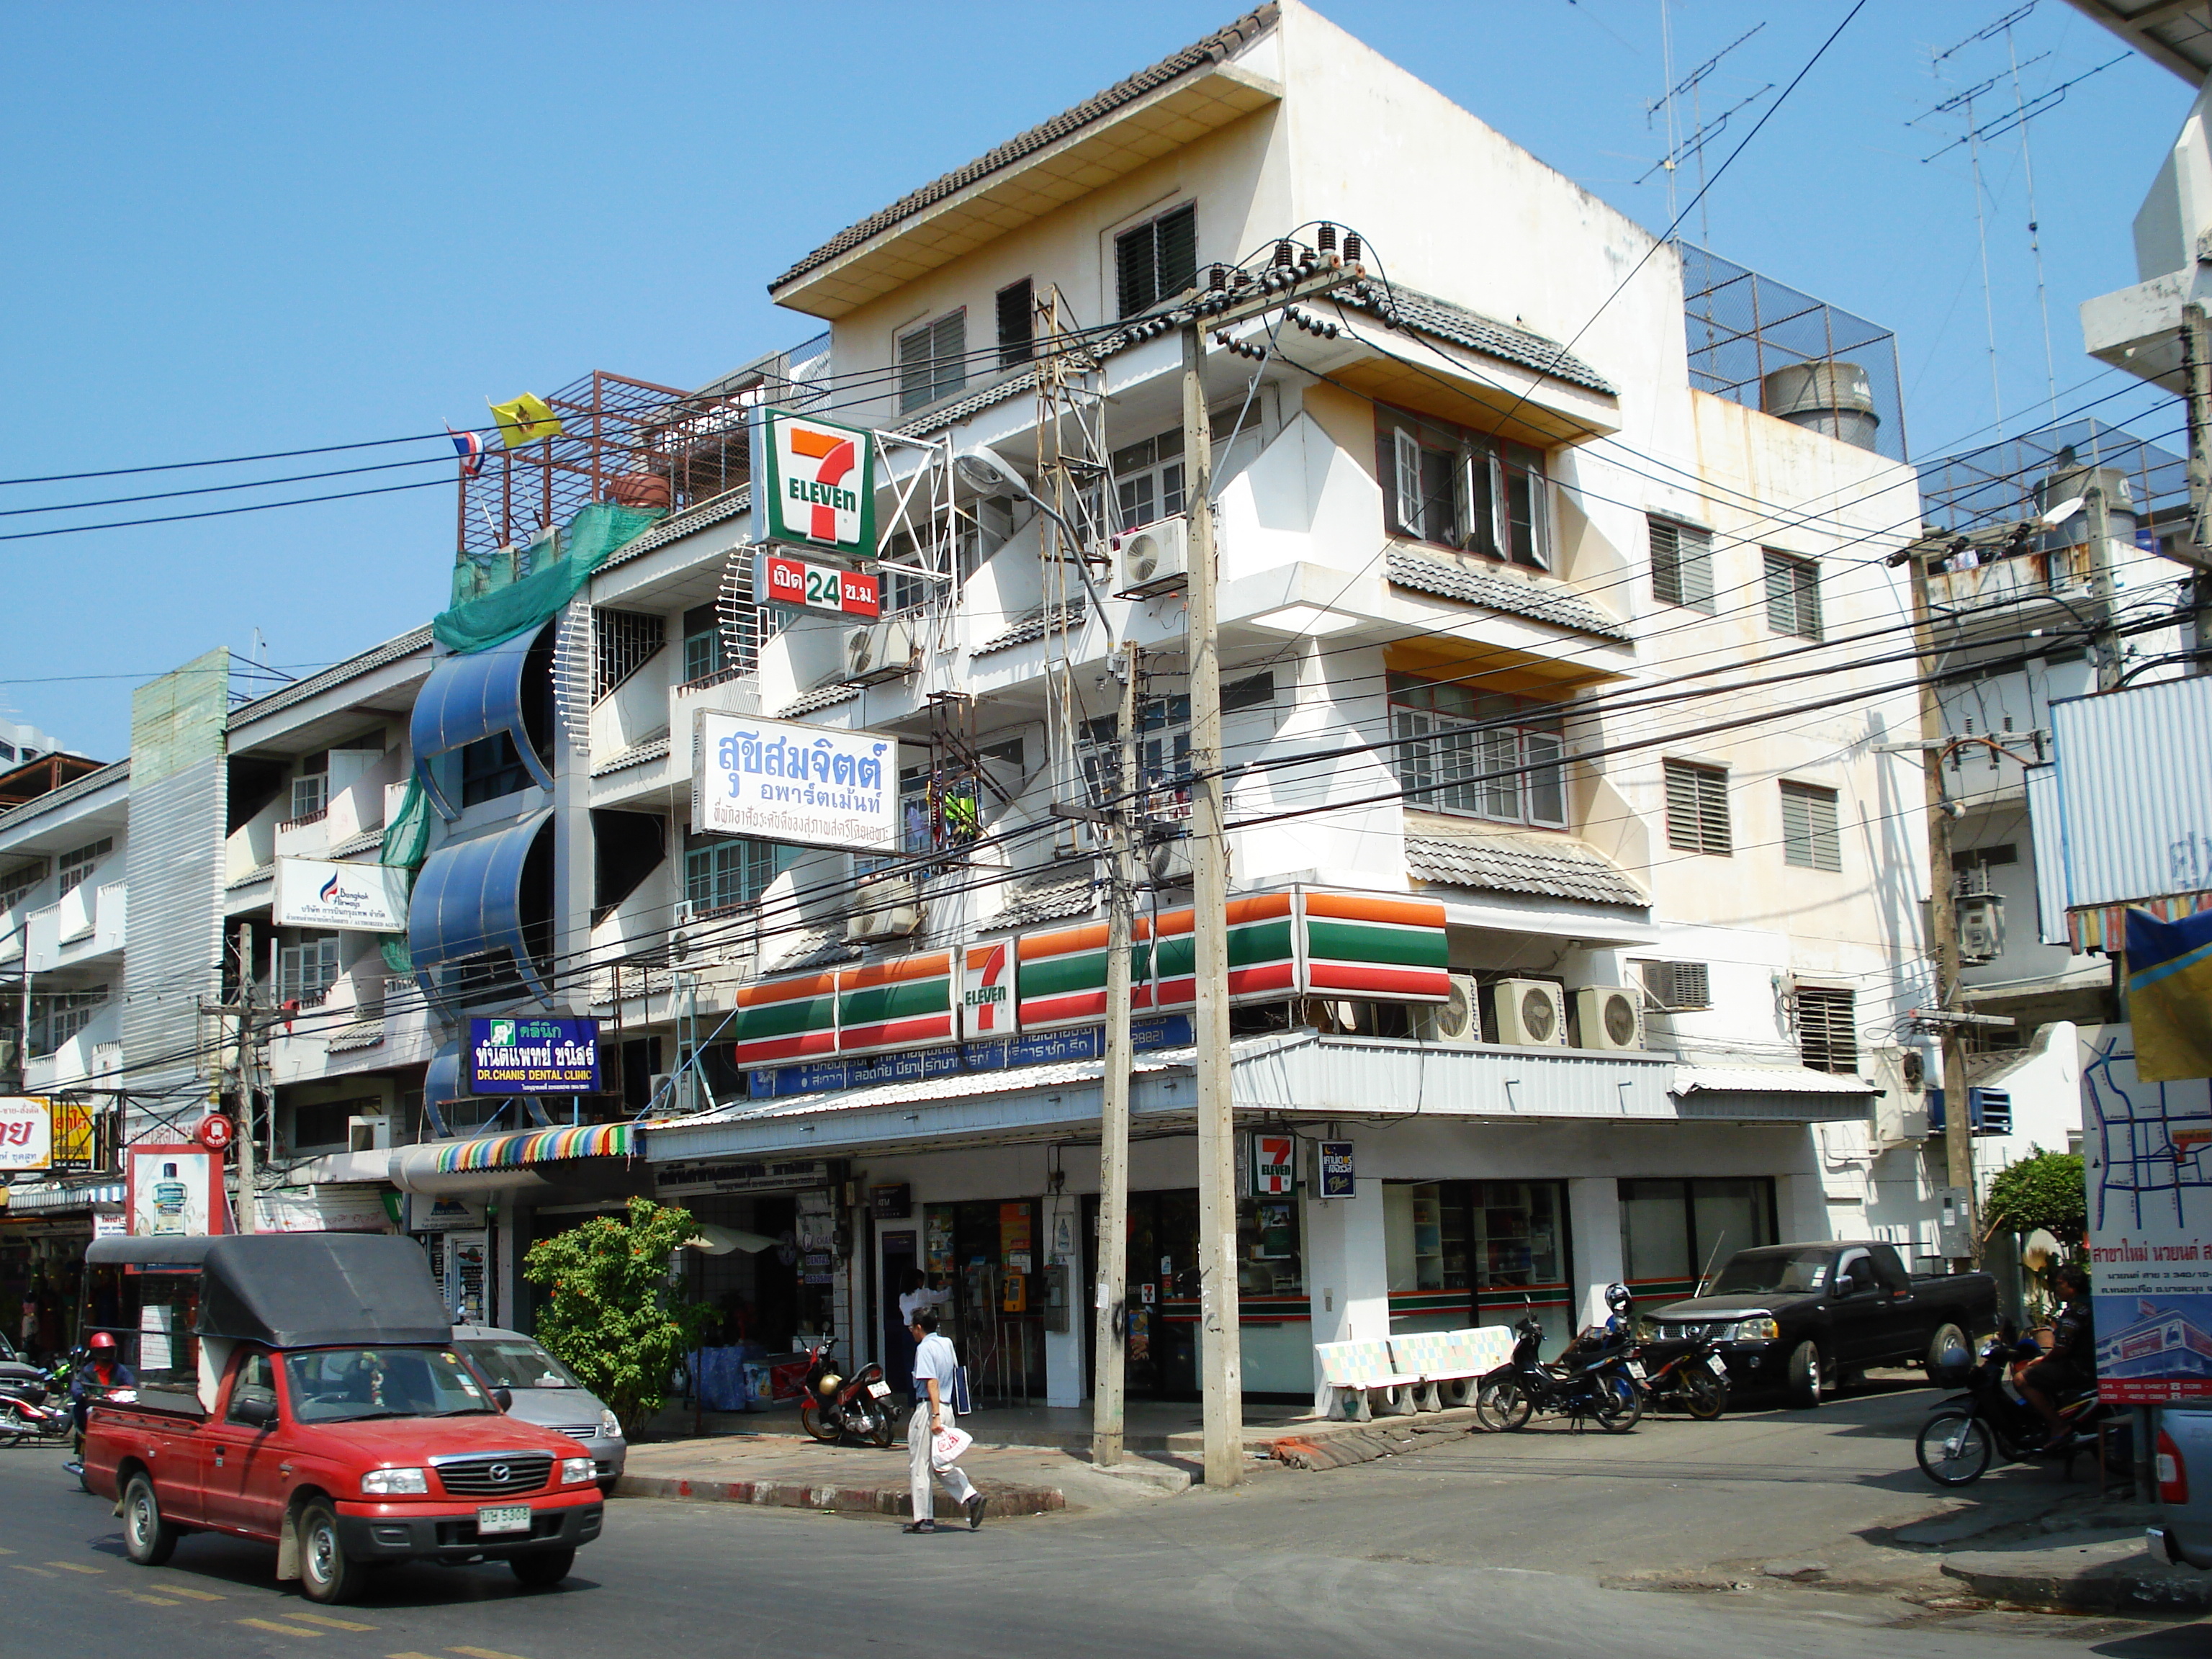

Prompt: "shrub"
[1985,1147,2087,1244]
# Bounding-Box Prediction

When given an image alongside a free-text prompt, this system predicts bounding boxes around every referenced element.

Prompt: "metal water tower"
[2033,448,2136,552]
[1761,360,1880,451]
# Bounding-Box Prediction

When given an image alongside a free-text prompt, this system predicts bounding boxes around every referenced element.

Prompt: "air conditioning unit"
[1491,979,1568,1048]
[1413,974,1481,1046]
[843,616,917,684]
[1144,832,1192,886]
[1114,516,1190,595]
[346,1113,392,1153]
[846,873,924,940]
[1956,893,2005,963]
[1574,986,1646,1052]
[647,1071,697,1115]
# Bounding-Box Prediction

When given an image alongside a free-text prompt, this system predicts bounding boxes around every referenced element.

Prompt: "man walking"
[904,1310,984,1534]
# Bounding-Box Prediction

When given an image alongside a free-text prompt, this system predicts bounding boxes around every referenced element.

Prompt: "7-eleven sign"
[752,408,878,558]
[962,940,1017,1040]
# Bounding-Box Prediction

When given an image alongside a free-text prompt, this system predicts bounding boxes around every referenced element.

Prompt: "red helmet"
[87,1331,117,1352]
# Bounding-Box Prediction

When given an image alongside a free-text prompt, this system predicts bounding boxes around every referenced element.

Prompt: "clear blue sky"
[0,1,2190,757]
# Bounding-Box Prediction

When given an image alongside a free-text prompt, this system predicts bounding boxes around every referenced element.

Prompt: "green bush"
[1985,1147,2087,1244]
[522,1196,713,1437]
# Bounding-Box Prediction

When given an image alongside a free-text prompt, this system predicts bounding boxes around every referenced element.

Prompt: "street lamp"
[954,446,1101,611]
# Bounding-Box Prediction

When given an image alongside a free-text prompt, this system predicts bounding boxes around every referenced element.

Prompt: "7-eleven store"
[643,886,1865,1406]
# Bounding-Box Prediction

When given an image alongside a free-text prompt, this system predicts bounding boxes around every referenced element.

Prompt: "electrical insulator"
[1208,264,1228,292]
[1317,223,1337,254]
[1344,233,1362,263]
[1273,240,1295,268]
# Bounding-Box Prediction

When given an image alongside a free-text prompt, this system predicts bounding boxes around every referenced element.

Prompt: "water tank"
[2033,459,2136,552]
[1761,360,1879,451]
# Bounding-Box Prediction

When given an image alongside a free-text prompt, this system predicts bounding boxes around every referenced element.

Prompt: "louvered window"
[1796,986,1858,1074]
[1115,202,1198,318]
[1663,760,1730,855]
[1763,549,1822,639]
[593,608,663,698]
[898,310,966,414]
[997,279,1034,368]
[1650,517,1715,612]
[1780,781,1841,871]
[1640,960,1712,1011]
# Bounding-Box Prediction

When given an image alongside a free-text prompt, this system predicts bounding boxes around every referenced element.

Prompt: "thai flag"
[446,425,485,478]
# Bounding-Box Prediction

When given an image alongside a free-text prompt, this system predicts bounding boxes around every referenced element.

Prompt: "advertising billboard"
[467,1016,601,1094]
[692,710,897,853]
[272,857,410,933]
[127,1144,225,1238]
[0,1097,52,1172]
[750,408,878,559]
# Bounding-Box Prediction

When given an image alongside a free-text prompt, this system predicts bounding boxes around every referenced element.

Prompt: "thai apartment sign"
[751,408,878,559]
[693,710,897,853]
[272,857,410,933]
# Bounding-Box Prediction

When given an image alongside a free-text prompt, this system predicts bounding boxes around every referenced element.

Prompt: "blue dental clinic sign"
[469,1017,601,1094]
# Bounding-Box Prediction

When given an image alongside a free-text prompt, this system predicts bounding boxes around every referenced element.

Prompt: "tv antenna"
[1645,16,1770,244]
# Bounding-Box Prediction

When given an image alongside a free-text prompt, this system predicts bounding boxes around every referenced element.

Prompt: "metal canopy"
[408,812,557,1011]
[410,631,554,819]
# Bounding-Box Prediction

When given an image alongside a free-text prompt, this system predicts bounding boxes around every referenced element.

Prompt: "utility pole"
[1091,644,1139,1467]
[2184,304,2212,675]
[2085,479,2123,692]
[1908,551,1974,1271]
[232,922,257,1233]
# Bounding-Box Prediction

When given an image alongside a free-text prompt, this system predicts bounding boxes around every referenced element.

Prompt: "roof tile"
[1387,549,1627,639]
[1407,829,1646,909]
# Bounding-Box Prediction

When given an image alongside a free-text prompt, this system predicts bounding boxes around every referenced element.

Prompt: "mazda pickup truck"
[83,1233,602,1604]
[1645,1241,1997,1408]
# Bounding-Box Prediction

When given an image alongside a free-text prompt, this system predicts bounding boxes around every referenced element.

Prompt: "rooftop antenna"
[1644,19,1768,246]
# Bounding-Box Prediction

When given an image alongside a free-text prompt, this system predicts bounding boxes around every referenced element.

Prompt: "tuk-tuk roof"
[86,1233,451,1348]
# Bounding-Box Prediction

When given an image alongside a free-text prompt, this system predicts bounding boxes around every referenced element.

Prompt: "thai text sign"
[469,1017,601,1094]
[693,710,896,853]
[751,408,877,558]
[272,857,410,933]
[2084,1025,2212,1401]
[0,1097,53,1172]
[757,551,881,618]
[1316,1140,1356,1200]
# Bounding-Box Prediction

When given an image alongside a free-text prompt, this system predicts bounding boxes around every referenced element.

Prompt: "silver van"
[451,1324,625,1491]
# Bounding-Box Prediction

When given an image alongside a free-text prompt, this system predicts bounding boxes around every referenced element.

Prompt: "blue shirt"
[912,1332,959,1393]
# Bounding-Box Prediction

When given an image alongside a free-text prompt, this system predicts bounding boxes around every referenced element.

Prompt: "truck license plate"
[477,1505,531,1535]
[866,1380,891,1399]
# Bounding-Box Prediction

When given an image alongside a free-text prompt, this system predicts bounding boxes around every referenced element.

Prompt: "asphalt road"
[0,1390,2200,1659]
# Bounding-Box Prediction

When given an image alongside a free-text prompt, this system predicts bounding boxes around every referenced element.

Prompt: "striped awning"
[430,1122,634,1174]
[2068,891,2212,953]
[4,1179,125,1215]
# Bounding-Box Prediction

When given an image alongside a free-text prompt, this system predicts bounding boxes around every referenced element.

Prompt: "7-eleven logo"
[775,416,868,548]
[963,941,1015,1038]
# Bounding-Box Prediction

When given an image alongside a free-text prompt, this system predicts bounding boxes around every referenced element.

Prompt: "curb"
[1938,1556,2212,1613]
[614,1473,1066,1519]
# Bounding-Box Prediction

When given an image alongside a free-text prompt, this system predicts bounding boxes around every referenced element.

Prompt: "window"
[227,1350,277,1425]
[1763,549,1822,639]
[1639,960,1712,1011]
[1082,694,1192,819]
[1663,760,1730,855]
[1,860,45,912]
[1110,428,1186,531]
[0,741,13,763]
[1649,517,1715,612]
[1115,201,1197,318]
[594,608,664,698]
[1795,986,1858,1073]
[56,838,112,896]
[997,278,1034,368]
[30,985,107,1057]
[683,835,790,915]
[1617,1178,1777,1298]
[292,1094,380,1151]
[1376,407,1548,568]
[898,310,966,414]
[679,601,760,687]
[459,734,533,806]
[278,934,342,1007]
[1780,781,1841,871]
[1388,673,1567,827]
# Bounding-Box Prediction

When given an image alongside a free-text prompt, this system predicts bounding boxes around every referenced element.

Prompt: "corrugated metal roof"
[1406,830,1646,908]
[768,7,1281,294]
[972,598,1089,657]
[1336,284,1616,396]
[778,682,860,719]
[228,626,433,730]
[1387,549,1629,639]
[2048,677,2212,909]
[1671,1065,1871,1097]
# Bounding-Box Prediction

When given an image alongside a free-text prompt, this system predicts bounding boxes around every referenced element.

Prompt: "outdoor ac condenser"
[843,616,917,684]
[1491,979,1568,1047]
[1413,974,1482,1046]
[846,873,924,940]
[1573,986,1646,1052]
[1114,516,1190,595]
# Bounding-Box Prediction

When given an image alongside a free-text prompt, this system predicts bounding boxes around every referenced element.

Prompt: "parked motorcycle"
[1630,1328,1729,1420]
[1915,1323,2111,1486]
[0,1385,72,1447]
[796,1337,897,1447]
[1475,1316,1642,1434]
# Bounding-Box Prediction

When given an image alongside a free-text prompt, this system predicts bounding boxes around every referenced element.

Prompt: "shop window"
[1795,985,1858,1073]
[1375,405,1550,569]
[1384,1179,1572,1355]
[1617,1177,1777,1303]
[1780,781,1841,872]
[1649,516,1715,611]
[1663,760,1730,855]
[1115,201,1197,318]
[1388,672,1566,827]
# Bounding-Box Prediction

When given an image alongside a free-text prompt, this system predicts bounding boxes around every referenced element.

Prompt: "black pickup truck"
[1645,1241,1997,1408]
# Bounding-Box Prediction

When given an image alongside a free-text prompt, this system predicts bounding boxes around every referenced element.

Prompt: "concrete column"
[1778,1172,1830,1243]
[1040,1192,1084,1407]
[1303,1166,1390,1393]
[1566,1177,1622,1331]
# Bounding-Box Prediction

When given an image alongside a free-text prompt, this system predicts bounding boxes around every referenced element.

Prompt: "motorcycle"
[0,1385,72,1447]
[1475,1316,1642,1434]
[1629,1328,1730,1420]
[796,1336,897,1447]
[1915,1323,2112,1486]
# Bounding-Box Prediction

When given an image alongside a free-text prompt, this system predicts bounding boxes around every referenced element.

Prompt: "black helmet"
[1604,1283,1633,1315]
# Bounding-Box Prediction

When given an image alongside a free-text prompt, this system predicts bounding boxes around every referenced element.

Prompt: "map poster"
[2083,1025,2212,1403]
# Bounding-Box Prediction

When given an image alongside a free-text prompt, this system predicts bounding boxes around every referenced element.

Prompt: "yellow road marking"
[9,1564,57,1576]
[237,1618,325,1637]
[151,1583,226,1600]
[387,1653,445,1659]
[449,1647,535,1659]
[284,1613,377,1632]
[0,1545,14,1554]
[108,1588,182,1606]
[47,1560,105,1573]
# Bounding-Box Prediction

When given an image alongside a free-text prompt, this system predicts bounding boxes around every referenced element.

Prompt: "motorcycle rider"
[2021,1263,2095,1448]
[70,1331,135,1437]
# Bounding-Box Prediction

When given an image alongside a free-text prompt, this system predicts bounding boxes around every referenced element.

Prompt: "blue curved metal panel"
[410,635,554,819]
[410,812,556,1011]
[422,1044,462,1139]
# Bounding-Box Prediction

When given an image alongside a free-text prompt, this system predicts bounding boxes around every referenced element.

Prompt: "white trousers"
[907,1398,976,1521]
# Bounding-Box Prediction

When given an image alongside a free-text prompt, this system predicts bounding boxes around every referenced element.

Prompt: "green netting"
[432,501,665,654]
[377,774,434,974]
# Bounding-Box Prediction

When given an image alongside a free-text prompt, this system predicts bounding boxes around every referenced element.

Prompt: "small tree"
[1985,1146,2088,1246]
[523,1196,712,1437]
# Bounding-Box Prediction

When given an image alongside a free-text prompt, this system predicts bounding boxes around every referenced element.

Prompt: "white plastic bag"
[931,1424,973,1469]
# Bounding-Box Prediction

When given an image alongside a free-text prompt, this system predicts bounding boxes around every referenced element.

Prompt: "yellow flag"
[489,392,564,448]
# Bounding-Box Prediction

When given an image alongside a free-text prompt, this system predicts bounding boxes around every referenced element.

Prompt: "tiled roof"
[778,681,860,719]
[330,828,385,860]
[326,1018,386,1054]
[1386,549,1628,639]
[768,925,863,975]
[988,871,1098,930]
[972,598,1089,657]
[593,733,670,778]
[227,862,275,891]
[598,485,752,575]
[1406,830,1647,909]
[769,7,1280,293]
[1335,283,1616,396]
[228,626,433,729]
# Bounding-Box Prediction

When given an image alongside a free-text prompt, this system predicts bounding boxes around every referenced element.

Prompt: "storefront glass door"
[1385,1180,1574,1353]
[1618,1177,1778,1302]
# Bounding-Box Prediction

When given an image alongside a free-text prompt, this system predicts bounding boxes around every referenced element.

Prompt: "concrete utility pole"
[1091,644,1139,1467]
[2085,481,2123,693]
[231,922,257,1233]
[2184,305,2212,675]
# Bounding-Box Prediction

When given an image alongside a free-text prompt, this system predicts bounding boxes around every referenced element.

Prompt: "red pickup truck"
[83,1233,603,1604]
